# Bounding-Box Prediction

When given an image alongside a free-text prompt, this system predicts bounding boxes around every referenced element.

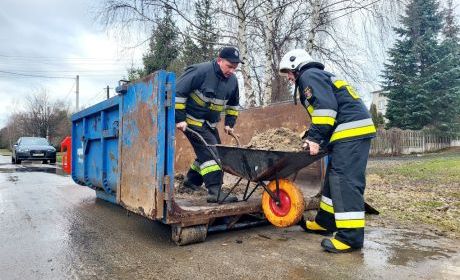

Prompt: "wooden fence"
[370,128,458,155]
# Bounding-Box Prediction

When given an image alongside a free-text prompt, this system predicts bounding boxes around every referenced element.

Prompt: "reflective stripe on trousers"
[330,118,376,142]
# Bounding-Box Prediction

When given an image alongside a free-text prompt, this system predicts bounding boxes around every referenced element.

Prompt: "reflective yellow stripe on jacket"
[190,92,227,112]
[333,80,360,99]
[306,105,314,115]
[302,104,314,123]
[175,97,187,110]
[225,105,239,116]
[186,114,204,127]
[311,109,337,126]
[191,92,206,107]
[330,118,376,143]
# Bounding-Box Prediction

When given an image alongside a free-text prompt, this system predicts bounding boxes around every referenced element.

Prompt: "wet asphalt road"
[0,154,459,280]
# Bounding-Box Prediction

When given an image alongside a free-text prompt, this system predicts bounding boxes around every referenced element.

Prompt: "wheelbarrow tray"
[215,145,327,182]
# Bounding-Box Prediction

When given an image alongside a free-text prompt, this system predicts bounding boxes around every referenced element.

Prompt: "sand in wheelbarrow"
[245,128,304,152]
[174,128,304,200]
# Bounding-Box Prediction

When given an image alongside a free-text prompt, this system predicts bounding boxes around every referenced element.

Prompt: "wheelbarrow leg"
[243,181,262,201]
[275,172,280,206]
[217,177,242,204]
[260,181,280,204]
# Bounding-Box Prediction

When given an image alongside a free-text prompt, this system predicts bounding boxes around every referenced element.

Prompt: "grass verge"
[366,148,460,238]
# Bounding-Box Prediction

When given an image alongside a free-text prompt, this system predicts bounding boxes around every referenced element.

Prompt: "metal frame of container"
[71,70,325,245]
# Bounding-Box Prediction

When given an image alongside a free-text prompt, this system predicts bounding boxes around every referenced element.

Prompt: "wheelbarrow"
[185,127,327,228]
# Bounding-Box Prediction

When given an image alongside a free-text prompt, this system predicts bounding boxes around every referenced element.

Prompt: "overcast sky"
[0,1,458,129]
[0,0,145,128]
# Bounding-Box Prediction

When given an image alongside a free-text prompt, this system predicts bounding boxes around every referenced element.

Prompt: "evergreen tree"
[174,0,219,75]
[435,0,460,135]
[442,0,460,41]
[126,67,145,81]
[143,7,180,74]
[181,34,202,67]
[421,0,460,135]
[370,104,385,128]
[382,0,444,130]
[193,0,218,61]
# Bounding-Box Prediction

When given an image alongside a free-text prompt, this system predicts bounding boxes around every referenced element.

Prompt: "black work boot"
[206,185,238,203]
[183,179,202,192]
[320,238,360,253]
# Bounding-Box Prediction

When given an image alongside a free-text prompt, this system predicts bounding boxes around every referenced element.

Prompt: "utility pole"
[76,75,80,111]
[106,85,110,100]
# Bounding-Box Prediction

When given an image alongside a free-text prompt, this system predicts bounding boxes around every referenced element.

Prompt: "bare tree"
[306,0,323,53]
[234,0,257,107]
[308,0,404,83]
[97,0,405,107]
[264,0,404,102]
[261,0,275,105]
[1,90,72,149]
[97,0,233,47]
[3,113,26,149]
[247,0,310,104]
[23,91,54,139]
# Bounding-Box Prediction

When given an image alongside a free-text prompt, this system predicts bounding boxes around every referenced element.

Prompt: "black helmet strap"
[293,83,298,105]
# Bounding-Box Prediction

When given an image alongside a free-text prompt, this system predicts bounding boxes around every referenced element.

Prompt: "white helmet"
[279,49,314,76]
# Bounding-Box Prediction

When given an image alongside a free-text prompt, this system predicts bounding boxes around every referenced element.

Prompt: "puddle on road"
[0,163,68,177]
[364,228,457,267]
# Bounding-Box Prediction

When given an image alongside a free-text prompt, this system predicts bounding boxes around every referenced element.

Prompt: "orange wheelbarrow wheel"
[261,179,305,227]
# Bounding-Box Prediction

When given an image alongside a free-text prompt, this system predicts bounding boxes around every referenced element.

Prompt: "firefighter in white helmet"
[279,49,376,253]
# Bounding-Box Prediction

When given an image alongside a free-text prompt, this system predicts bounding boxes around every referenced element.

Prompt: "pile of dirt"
[245,128,304,152]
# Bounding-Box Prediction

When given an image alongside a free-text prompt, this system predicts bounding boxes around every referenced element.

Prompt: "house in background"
[371,90,388,117]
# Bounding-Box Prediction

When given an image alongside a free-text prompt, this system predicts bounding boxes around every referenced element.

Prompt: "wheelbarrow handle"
[228,131,241,147]
[185,127,222,167]
[185,127,209,145]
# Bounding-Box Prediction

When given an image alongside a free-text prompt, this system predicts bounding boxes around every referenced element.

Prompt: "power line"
[0,69,130,73]
[80,89,106,109]
[0,70,127,80]
[0,70,74,79]
[0,53,142,61]
[63,81,76,101]
[89,89,105,102]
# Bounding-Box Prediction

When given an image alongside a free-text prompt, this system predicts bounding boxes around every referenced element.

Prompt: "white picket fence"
[370,128,458,155]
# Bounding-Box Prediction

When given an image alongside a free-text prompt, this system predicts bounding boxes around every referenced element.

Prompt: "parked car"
[12,137,56,164]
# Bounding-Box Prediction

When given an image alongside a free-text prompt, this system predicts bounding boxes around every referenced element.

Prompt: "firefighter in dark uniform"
[175,46,242,203]
[279,49,377,253]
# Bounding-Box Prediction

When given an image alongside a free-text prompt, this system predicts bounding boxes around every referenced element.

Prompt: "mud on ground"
[365,148,460,238]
